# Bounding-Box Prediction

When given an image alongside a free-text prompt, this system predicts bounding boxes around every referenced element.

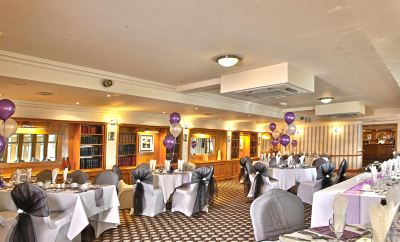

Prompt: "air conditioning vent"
[235,85,305,99]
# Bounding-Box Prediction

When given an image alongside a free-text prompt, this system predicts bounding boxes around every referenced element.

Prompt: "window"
[7,135,19,163]
[35,134,45,161]
[21,134,33,162]
[47,134,57,161]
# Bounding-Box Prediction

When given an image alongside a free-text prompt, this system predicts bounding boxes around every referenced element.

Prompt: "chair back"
[67,170,88,184]
[10,183,49,242]
[112,165,122,181]
[269,158,277,167]
[36,169,52,183]
[191,167,211,215]
[239,157,247,181]
[250,189,304,241]
[207,165,216,199]
[94,171,119,187]
[252,162,268,199]
[243,157,253,194]
[131,166,153,215]
[320,162,335,189]
[183,162,196,172]
[337,159,348,183]
[312,158,328,169]
[293,155,301,164]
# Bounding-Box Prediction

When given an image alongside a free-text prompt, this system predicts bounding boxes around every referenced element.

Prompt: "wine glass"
[66,178,73,186]
[329,216,344,241]
[31,176,37,183]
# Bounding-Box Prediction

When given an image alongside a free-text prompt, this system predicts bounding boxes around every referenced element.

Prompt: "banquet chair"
[36,169,53,183]
[293,154,301,164]
[171,167,211,217]
[207,165,218,203]
[0,210,17,242]
[250,189,304,241]
[248,162,279,199]
[67,170,88,184]
[239,157,247,184]
[10,183,75,242]
[112,165,134,209]
[130,166,165,217]
[269,158,277,167]
[333,159,348,184]
[94,171,119,188]
[244,157,253,194]
[312,158,328,171]
[297,162,335,205]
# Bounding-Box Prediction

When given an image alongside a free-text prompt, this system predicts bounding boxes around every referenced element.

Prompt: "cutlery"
[282,235,311,241]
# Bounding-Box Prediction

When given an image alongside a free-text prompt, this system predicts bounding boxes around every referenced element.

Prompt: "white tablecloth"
[153,173,191,203]
[311,173,382,228]
[0,185,120,240]
[268,167,317,190]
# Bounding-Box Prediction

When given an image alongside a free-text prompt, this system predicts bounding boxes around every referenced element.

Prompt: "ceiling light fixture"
[319,97,334,104]
[194,107,199,110]
[162,111,166,114]
[106,94,111,98]
[17,82,26,86]
[278,102,288,106]
[216,55,241,67]
[75,102,80,105]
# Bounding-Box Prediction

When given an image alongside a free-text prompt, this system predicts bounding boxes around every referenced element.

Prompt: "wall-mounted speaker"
[102,79,113,87]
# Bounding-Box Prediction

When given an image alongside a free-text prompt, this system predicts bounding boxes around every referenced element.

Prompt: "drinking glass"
[329,216,344,241]
[31,176,37,183]
[66,178,73,185]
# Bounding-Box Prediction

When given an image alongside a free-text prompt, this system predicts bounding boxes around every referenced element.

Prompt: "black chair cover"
[191,167,211,215]
[293,155,301,164]
[36,169,52,183]
[269,158,277,167]
[239,157,247,181]
[244,157,253,195]
[253,162,268,199]
[112,165,122,181]
[207,165,216,200]
[337,159,348,183]
[10,183,49,242]
[312,158,328,168]
[67,170,88,184]
[131,166,152,215]
[321,162,335,189]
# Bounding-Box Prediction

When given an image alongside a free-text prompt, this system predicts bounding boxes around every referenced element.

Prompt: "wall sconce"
[332,127,341,134]
[295,127,304,136]
[110,119,118,126]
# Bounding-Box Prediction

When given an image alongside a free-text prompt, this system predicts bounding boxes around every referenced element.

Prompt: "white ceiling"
[0,0,399,121]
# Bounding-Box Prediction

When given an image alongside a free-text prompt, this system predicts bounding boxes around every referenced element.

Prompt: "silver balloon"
[271,130,280,139]
[285,123,296,135]
[170,123,183,138]
[0,118,17,138]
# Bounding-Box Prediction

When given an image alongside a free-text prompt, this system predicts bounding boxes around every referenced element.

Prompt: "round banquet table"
[267,167,317,190]
[153,172,192,203]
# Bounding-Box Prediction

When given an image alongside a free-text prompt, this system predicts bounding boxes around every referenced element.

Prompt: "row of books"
[80,158,101,169]
[119,133,136,144]
[118,157,135,167]
[81,136,102,144]
[81,126,102,134]
[118,145,136,156]
[80,146,102,156]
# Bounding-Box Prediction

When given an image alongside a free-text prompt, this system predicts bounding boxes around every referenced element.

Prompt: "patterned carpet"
[86,171,360,241]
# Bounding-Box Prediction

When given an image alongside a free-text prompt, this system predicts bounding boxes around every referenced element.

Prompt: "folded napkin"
[178,159,184,171]
[15,169,21,183]
[52,168,59,184]
[164,160,170,172]
[267,153,271,160]
[279,231,325,242]
[27,168,32,181]
[332,194,348,233]
[371,166,378,183]
[299,155,305,165]
[149,160,156,171]
[380,161,388,176]
[287,155,293,166]
[369,201,398,242]
[63,168,68,183]
[276,155,281,165]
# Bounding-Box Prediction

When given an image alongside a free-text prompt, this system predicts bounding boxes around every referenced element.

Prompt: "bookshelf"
[230,131,240,159]
[166,135,180,163]
[250,132,258,158]
[117,126,138,167]
[79,124,105,169]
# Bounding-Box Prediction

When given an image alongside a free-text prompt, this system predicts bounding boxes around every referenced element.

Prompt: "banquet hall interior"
[0,1,400,242]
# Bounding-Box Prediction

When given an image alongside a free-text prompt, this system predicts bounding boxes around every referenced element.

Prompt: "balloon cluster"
[0,99,17,154]
[268,111,298,149]
[163,112,183,152]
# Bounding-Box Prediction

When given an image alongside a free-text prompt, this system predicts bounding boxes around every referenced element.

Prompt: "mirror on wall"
[1,121,70,163]
[191,137,215,155]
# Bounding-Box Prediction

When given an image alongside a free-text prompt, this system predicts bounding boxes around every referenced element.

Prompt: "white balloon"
[285,123,296,135]
[272,130,280,139]
[0,118,17,138]
[170,123,183,138]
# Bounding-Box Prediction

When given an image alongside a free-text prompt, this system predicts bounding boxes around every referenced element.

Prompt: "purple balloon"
[0,136,5,154]
[269,122,276,132]
[0,99,16,121]
[191,140,197,149]
[169,112,181,124]
[163,134,176,151]
[284,112,295,125]
[291,139,298,147]
[271,139,279,147]
[279,134,290,147]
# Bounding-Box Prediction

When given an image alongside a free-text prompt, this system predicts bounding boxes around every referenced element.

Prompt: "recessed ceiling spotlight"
[278,102,288,106]
[36,91,54,96]
[319,97,334,104]
[106,94,111,98]
[194,107,199,110]
[0,93,2,97]
[162,111,166,114]
[17,82,26,86]
[75,102,80,105]
[253,121,257,124]
[216,55,241,67]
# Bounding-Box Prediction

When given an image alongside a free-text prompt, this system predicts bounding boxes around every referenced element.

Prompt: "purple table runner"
[342,178,374,224]
[309,226,364,241]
